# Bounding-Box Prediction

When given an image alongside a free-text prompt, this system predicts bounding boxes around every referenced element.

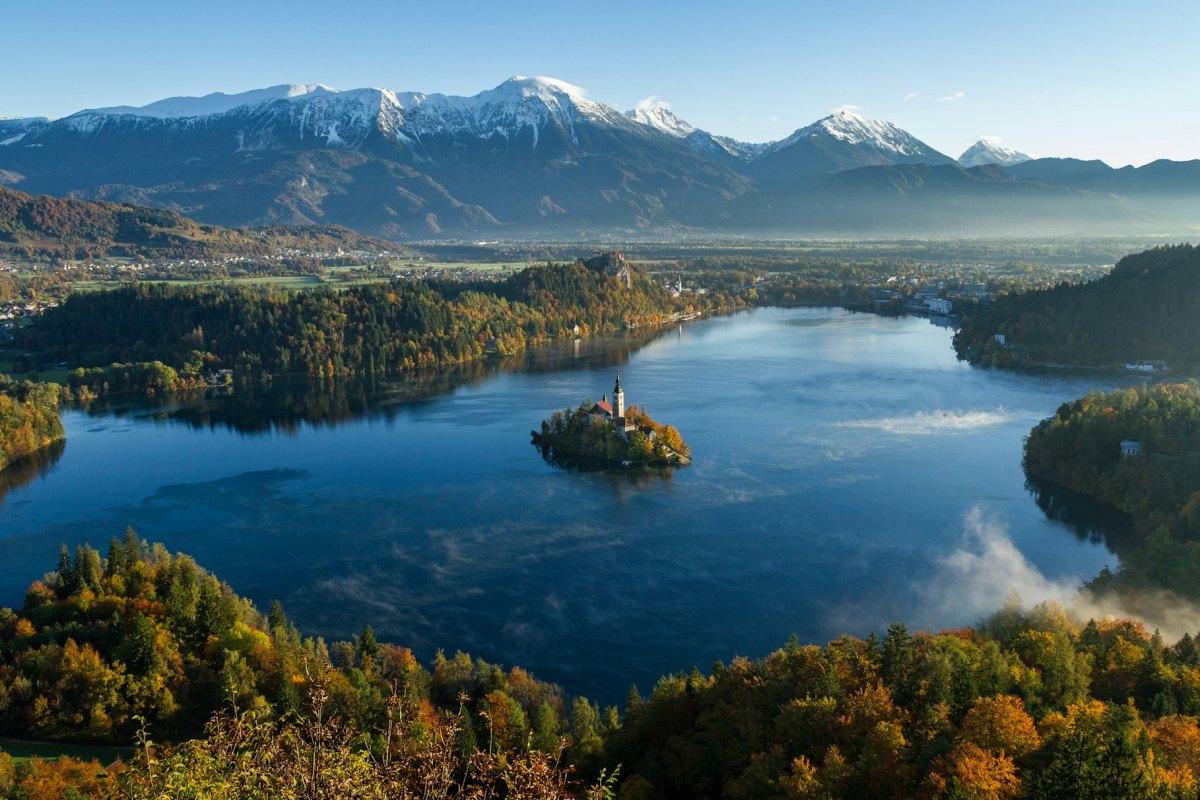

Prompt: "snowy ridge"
[60,76,629,151]
[625,98,696,138]
[398,77,625,147]
[0,117,49,147]
[38,78,956,166]
[959,137,1031,168]
[765,110,933,157]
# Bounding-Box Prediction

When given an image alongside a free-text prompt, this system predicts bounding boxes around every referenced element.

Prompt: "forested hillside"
[18,256,732,387]
[7,540,1200,798]
[954,244,1200,369]
[1024,381,1200,599]
[0,186,403,260]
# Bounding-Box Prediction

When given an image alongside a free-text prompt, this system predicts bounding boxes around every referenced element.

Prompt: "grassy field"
[72,274,326,291]
[65,261,531,294]
[0,737,131,765]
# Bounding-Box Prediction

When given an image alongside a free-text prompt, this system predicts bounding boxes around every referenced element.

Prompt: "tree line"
[16,257,736,393]
[954,244,1200,369]
[8,538,1200,798]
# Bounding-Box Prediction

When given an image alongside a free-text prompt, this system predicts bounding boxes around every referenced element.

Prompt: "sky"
[3,0,1198,166]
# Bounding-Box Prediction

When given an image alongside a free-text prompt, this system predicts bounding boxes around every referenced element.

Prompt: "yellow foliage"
[958,695,1041,758]
[927,742,1020,800]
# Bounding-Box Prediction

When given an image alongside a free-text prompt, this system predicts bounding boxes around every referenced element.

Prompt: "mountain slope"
[958,137,1030,167]
[0,185,404,259]
[750,110,955,183]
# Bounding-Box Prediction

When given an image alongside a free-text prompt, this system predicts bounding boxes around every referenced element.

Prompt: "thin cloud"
[938,91,966,102]
[634,95,670,114]
[903,91,925,102]
[830,103,861,114]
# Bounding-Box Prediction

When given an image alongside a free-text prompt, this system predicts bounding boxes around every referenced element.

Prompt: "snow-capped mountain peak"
[625,97,696,138]
[768,109,926,156]
[490,75,589,101]
[958,136,1031,168]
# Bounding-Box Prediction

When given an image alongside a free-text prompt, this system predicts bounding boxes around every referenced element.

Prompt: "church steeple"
[612,372,625,422]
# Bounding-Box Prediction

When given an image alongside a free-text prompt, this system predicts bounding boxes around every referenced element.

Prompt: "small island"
[532,373,691,468]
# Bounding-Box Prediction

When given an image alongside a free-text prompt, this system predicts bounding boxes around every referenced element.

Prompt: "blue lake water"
[0,308,1126,702]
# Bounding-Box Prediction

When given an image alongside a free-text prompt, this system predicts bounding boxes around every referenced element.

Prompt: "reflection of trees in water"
[1026,477,1135,555]
[0,440,66,505]
[81,326,675,436]
[533,445,676,489]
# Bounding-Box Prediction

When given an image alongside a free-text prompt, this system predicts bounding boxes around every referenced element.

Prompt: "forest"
[1024,381,1200,600]
[0,380,64,473]
[532,403,691,468]
[954,244,1200,369]
[14,255,735,392]
[8,538,1200,798]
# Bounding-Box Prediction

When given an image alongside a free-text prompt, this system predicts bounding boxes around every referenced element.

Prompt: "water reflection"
[78,325,679,436]
[0,440,66,506]
[534,446,677,487]
[1026,477,1135,554]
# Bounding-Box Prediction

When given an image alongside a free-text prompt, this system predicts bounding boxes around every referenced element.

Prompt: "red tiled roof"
[591,400,613,415]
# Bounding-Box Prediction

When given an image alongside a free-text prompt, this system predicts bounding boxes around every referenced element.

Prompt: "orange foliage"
[958,695,1041,758]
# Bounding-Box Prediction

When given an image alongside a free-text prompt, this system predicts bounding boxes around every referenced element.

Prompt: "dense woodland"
[8,540,1200,798]
[1025,381,1200,600]
[532,404,690,468]
[955,244,1200,369]
[0,380,64,473]
[15,255,732,393]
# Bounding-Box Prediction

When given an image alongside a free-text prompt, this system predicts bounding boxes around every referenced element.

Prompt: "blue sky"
[4,0,1198,165]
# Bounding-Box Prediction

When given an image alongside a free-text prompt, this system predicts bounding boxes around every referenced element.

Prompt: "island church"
[589,373,635,433]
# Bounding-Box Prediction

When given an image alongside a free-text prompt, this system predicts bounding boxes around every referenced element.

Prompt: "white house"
[1120,440,1143,458]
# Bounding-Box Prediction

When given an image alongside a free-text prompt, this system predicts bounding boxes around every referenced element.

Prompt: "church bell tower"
[613,373,625,422]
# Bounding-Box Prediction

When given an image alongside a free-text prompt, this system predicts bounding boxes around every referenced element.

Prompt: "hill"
[954,243,1200,369]
[0,185,406,260]
[16,254,732,388]
[1024,381,1200,602]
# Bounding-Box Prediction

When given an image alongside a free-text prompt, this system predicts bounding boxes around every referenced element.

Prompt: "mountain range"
[1,76,1197,239]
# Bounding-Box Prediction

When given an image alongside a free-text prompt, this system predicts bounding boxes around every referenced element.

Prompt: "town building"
[1120,440,1143,458]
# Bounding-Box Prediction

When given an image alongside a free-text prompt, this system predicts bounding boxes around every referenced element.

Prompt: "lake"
[0,307,1126,702]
